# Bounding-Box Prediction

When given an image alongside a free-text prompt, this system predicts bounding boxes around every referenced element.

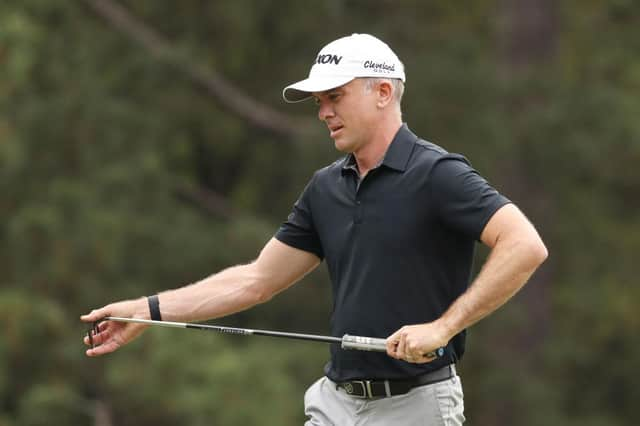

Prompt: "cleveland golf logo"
[316,54,343,65]
[364,60,396,73]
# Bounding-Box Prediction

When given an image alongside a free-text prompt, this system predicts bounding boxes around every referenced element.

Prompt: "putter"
[89,317,445,358]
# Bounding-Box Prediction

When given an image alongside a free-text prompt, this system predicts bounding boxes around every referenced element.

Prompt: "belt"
[335,364,456,399]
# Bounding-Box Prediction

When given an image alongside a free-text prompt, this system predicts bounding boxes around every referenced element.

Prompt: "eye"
[313,97,321,106]
[328,92,341,102]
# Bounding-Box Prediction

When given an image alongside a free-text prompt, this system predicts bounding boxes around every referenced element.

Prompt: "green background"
[1,1,638,424]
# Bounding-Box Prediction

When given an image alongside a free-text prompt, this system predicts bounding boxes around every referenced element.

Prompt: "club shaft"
[104,316,342,345]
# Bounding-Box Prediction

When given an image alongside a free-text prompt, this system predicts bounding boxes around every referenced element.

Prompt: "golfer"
[82,34,547,425]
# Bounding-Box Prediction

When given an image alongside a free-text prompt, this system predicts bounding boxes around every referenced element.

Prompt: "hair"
[362,77,405,107]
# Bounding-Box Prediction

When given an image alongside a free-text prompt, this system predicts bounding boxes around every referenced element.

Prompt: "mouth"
[328,124,344,138]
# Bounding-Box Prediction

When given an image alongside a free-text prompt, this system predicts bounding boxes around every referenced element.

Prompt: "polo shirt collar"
[341,123,417,174]
[381,123,416,172]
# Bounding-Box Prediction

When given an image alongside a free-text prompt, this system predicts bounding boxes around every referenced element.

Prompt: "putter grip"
[341,334,387,352]
[341,334,446,358]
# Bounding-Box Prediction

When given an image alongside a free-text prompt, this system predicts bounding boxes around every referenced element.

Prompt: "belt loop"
[365,381,373,398]
[383,380,391,397]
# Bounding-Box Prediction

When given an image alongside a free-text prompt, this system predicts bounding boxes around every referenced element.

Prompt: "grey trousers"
[304,372,465,426]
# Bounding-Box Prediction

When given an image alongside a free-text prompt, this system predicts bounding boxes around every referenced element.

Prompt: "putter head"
[86,321,100,349]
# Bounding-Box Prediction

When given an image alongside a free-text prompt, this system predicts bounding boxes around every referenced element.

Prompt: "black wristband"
[147,295,162,321]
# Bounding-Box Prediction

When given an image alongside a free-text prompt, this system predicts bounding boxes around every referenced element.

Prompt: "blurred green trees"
[1,0,637,424]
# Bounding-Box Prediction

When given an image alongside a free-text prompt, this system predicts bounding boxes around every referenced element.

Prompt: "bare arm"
[387,203,548,362]
[155,238,321,322]
[81,238,320,356]
[440,203,548,332]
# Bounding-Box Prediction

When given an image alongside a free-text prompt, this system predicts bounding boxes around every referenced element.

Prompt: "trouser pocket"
[434,376,465,425]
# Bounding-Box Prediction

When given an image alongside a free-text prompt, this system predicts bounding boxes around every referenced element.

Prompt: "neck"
[353,116,402,176]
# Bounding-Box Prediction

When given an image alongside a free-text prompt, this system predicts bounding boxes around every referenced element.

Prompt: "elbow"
[244,266,278,306]
[526,235,548,268]
[534,241,549,266]
[253,285,276,305]
[244,279,275,306]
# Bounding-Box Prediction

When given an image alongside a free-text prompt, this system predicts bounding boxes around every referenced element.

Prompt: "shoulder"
[295,157,347,199]
[409,138,471,173]
[310,156,347,182]
[414,138,449,156]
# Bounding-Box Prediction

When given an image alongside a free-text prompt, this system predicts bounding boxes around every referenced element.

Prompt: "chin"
[333,138,354,153]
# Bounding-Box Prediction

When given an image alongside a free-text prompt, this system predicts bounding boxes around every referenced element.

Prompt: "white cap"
[282,33,405,103]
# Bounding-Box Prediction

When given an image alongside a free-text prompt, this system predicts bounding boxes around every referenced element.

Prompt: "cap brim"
[282,75,356,103]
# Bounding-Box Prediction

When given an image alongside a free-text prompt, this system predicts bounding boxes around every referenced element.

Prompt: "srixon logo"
[316,54,343,65]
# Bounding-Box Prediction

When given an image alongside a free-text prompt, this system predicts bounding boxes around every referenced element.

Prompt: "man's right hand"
[81,298,150,357]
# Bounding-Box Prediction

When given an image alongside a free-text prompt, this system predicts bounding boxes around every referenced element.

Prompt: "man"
[82,34,547,425]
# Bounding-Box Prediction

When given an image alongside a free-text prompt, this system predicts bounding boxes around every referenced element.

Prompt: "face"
[312,79,380,153]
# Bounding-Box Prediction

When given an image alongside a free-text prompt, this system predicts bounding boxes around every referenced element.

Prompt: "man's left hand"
[386,322,450,364]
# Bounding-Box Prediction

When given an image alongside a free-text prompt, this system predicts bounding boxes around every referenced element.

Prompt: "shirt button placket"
[354,199,363,224]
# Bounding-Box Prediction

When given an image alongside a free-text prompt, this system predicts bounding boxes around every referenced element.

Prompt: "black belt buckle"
[341,380,393,398]
[343,380,371,398]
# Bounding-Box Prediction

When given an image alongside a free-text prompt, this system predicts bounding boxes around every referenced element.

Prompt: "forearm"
[148,263,270,323]
[438,237,547,339]
[81,239,319,357]
[143,239,320,323]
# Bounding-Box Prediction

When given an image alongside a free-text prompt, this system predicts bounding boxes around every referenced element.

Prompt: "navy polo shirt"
[275,124,510,381]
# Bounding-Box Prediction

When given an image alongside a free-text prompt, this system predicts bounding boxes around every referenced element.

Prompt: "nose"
[317,100,335,122]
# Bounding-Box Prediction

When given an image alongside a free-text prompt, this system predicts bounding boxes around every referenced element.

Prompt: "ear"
[376,80,394,108]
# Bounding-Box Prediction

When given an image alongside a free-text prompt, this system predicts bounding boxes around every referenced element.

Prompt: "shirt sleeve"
[274,174,324,259]
[429,155,511,241]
